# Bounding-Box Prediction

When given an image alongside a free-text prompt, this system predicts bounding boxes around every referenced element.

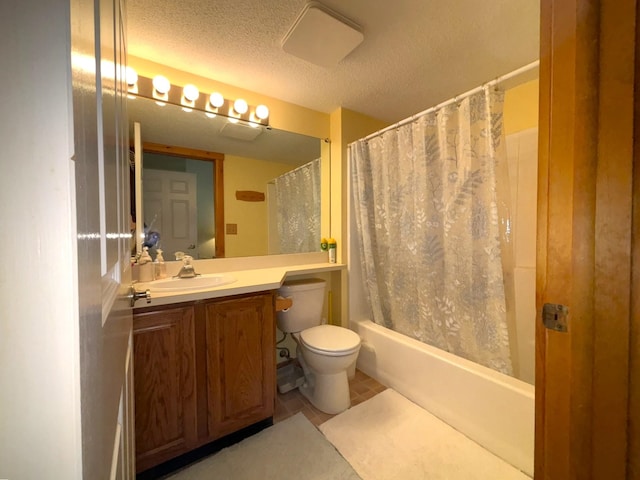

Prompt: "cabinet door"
[205,293,276,439]
[133,306,197,473]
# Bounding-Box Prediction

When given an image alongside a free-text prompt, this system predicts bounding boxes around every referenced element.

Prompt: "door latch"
[542,303,569,332]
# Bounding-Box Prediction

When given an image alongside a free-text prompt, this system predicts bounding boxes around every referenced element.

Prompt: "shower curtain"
[350,87,514,375]
[274,158,321,254]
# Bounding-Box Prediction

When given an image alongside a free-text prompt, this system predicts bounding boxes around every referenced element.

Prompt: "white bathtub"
[352,318,534,477]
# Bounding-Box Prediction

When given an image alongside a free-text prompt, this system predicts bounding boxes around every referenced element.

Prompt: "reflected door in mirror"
[143,169,198,259]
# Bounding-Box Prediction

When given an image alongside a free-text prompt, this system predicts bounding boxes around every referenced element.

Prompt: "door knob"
[128,285,151,307]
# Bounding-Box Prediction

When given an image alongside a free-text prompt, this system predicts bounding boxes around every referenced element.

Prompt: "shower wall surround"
[506,127,538,385]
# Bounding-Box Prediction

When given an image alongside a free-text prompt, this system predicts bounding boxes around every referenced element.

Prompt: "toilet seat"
[299,324,361,357]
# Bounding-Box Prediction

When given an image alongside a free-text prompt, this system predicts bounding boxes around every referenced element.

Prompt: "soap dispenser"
[154,248,167,280]
[138,246,154,282]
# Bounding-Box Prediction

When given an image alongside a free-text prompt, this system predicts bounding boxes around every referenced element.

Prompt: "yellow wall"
[329,107,388,326]
[223,155,292,257]
[329,108,388,260]
[128,56,330,139]
[504,79,539,134]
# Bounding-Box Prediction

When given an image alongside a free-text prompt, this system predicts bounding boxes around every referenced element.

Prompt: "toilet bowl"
[277,279,361,414]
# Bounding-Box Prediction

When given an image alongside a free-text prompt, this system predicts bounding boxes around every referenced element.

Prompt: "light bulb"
[183,84,199,102]
[125,67,138,86]
[209,92,224,108]
[255,104,269,120]
[233,98,248,115]
[152,75,170,94]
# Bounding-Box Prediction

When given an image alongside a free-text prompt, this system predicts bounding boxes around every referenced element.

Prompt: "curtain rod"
[360,60,540,143]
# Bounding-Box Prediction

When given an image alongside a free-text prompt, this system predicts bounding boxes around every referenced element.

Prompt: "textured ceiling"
[127,0,539,124]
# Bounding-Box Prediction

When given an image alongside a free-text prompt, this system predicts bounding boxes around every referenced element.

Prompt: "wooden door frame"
[537,0,638,478]
[631,4,640,473]
[142,142,225,258]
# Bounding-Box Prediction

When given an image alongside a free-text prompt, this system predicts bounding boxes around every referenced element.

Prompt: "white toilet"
[277,278,361,414]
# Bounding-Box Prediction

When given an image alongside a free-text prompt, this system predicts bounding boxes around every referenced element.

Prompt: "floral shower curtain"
[350,87,514,375]
[274,158,321,254]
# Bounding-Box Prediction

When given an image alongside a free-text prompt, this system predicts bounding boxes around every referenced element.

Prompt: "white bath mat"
[167,413,361,480]
[320,389,530,480]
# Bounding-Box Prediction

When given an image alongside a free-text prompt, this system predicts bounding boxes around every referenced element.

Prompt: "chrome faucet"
[174,254,199,279]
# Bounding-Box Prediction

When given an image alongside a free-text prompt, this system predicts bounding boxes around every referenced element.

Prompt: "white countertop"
[133,262,345,309]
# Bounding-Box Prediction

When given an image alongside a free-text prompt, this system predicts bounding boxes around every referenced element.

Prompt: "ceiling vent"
[219,122,263,141]
[282,1,363,68]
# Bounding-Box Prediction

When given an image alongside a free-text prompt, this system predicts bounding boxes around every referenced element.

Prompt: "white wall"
[0,0,82,478]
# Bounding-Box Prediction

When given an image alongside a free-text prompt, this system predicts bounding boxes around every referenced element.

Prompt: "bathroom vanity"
[133,291,276,472]
[131,256,344,475]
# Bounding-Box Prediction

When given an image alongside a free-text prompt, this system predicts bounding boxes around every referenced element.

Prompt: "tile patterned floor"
[274,366,387,427]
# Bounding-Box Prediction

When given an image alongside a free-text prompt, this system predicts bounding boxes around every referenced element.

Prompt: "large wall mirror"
[129,95,327,260]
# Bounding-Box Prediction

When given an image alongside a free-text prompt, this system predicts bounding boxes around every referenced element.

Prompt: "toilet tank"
[276,278,326,333]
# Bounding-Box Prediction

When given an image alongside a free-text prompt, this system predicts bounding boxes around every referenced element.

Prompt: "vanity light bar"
[129,74,270,126]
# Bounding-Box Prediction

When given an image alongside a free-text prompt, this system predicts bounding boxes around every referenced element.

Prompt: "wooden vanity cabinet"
[133,291,276,473]
[133,305,197,473]
[204,293,276,439]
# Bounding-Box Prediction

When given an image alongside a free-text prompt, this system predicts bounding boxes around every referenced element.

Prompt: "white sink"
[150,273,237,292]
